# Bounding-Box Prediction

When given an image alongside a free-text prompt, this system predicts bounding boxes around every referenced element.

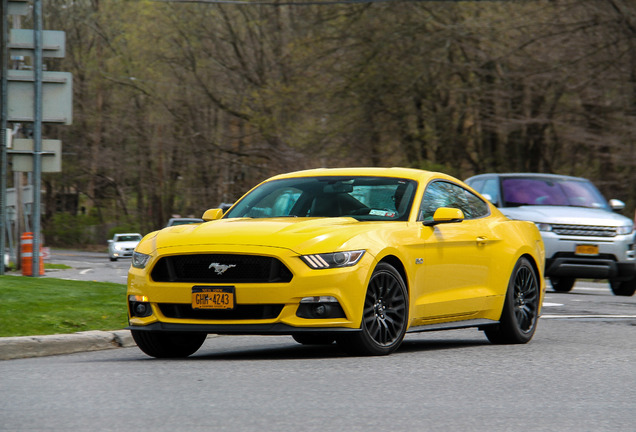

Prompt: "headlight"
[113,244,123,251]
[535,223,552,232]
[132,251,151,269]
[300,250,365,269]
[617,225,633,235]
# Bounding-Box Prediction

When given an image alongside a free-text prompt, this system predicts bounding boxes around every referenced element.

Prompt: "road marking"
[572,287,609,292]
[79,269,93,275]
[542,302,564,307]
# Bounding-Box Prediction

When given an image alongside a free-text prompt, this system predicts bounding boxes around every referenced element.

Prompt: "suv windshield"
[116,235,142,242]
[501,177,609,210]
[224,176,417,221]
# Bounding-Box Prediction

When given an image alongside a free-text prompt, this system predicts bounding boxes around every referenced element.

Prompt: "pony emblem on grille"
[208,262,237,275]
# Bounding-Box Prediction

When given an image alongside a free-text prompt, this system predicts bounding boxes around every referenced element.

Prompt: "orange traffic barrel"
[21,232,45,276]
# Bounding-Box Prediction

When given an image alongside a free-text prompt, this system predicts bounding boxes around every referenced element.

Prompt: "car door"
[410,180,497,323]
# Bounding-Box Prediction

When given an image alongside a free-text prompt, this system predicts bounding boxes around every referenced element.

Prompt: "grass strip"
[0,275,127,337]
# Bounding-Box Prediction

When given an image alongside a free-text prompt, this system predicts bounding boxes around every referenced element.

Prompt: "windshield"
[116,235,142,242]
[501,177,609,209]
[224,176,418,221]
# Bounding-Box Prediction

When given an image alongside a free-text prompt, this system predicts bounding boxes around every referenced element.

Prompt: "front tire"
[131,330,207,358]
[338,262,408,356]
[550,277,574,292]
[292,334,336,345]
[485,257,540,344]
[610,278,636,296]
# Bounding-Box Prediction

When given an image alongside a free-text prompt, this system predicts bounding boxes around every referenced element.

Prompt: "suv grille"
[551,224,616,237]
[151,254,293,283]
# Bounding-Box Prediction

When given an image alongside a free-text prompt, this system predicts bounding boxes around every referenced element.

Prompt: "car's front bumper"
[542,231,636,280]
[127,245,374,332]
[127,321,361,335]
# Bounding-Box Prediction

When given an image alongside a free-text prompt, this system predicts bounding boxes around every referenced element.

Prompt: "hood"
[501,206,632,227]
[150,217,389,254]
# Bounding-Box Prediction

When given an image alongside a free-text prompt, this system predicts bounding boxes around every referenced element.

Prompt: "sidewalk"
[0,329,135,360]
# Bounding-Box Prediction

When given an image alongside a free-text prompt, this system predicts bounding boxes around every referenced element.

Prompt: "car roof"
[266,167,455,183]
[466,172,590,182]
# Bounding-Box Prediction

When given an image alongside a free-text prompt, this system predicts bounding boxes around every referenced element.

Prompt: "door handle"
[476,236,488,245]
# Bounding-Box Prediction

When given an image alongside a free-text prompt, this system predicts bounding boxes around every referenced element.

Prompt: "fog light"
[297,296,346,319]
[314,304,327,317]
[135,303,148,316]
[128,295,152,318]
[300,296,338,304]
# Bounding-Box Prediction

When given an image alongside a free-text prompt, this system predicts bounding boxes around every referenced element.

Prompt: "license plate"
[192,286,235,310]
[575,244,599,255]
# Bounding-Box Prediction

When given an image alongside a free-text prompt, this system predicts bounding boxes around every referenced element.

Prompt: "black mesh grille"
[158,303,284,320]
[551,224,616,237]
[150,254,293,283]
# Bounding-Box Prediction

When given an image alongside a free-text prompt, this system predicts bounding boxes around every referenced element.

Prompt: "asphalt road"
[1,314,634,431]
[43,249,132,284]
[1,250,635,431]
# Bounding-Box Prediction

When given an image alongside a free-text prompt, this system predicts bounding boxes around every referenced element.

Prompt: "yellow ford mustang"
[127,167,545,357]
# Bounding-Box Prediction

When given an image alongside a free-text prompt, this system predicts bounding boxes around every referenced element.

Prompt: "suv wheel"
[550,277,575,292]
[609,277,636,296]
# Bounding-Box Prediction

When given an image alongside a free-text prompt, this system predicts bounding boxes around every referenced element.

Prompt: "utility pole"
[1,0,9,275]
[31,0,42,275]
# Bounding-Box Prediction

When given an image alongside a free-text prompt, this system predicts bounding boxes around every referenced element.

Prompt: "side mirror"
[107,239,113,243]
[202,208,224,221]
[609,199,625,211]
[422,207,465,227]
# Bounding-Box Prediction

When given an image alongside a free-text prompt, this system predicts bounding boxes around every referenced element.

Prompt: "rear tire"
[337,262,408,356]
[485,257,539,344]
[131,330,207,358]
[609,278,636,296]
[550,277,574,292]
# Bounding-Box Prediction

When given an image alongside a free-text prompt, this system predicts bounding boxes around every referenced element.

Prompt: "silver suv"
[465,173,636,296]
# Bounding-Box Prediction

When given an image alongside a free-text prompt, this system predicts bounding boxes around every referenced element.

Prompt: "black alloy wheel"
[485,257,540,344]
[338,262,408,356]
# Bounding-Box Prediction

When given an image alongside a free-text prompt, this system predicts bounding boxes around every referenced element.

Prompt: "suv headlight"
[617,225,633,235]
[132,251,151,269]
[300,250,365,269]
[535,223,552,232]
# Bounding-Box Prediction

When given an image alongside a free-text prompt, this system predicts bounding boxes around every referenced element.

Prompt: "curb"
[0,330,135,361]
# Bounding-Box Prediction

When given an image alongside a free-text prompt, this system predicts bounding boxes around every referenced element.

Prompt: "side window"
[464,189,490,218]
[481,178,500,206]
[419,181,489,221]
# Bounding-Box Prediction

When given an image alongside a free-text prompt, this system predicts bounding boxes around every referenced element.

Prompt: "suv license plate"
[575,244,599,255]
[192,286,235,310]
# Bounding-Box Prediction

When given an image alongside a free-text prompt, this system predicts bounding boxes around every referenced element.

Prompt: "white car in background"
[465,173,636,296]
[108,233,142,262]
